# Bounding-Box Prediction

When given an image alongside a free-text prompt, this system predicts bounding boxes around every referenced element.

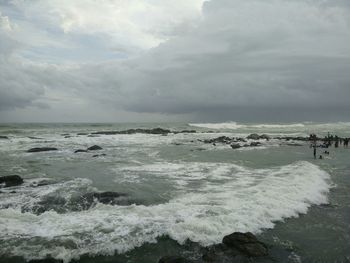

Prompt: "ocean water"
[0,122,349,263]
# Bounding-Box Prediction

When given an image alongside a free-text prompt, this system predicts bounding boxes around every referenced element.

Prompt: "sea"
[0,122,350,263]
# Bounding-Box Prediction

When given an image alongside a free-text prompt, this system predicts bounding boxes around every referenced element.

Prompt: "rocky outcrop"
[158,256,193,263]
[92,154,106,157]
[222,232,268,257]
[74,149,88,153]
[25,191,130,215]
[27,147,58,153]
[247,134,270,140]
[87,145,103,151]
[28,258,63,263]
[230,143,241,149]
[0,175,24,187]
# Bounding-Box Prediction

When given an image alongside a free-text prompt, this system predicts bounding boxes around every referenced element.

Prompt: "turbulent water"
[0,122,349,263]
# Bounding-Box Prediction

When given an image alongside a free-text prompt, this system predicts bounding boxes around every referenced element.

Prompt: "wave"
[189,122,306,130]
[0,161,331,262]
[189,121,350,131]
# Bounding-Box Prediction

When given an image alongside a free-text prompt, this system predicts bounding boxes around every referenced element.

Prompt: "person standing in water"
[313,145,317,159]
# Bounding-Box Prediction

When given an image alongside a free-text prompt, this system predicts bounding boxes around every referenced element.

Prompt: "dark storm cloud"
[1,0,350,122]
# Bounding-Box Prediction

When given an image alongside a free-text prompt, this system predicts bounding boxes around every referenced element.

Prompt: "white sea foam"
[0,161,331,262]
[189,122,306,130]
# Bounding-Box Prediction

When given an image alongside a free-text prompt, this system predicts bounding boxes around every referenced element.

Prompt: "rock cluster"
[0,175,24,187]
[159,232,268,263]
[27,147,58,153]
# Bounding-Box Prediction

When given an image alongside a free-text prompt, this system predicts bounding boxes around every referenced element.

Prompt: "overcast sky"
[0,0,349,123]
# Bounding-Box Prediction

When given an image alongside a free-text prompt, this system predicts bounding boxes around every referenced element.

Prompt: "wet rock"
[74,149,88,153]
[26,191,130,214]
[249,142,262,147]
[158,256,193,263]
[260,134,270,140]
[78,191,129,208]
[247,134,260,140]
[230,143,241,149]
[92,128,172,135]
[27,147,58,153]
[92,154,107,157]
[87,145,103,151]
[28,136,43,140]
[0,175,24,187]
[0,135,9,139]
[28,258,63,263]
[222,232,268,257]
[77,133,88,135]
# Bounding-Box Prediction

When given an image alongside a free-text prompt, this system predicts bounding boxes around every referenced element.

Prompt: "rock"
[92,128,172,135]
[77,133,88,135]
[79,191,128,207]
[222,232,268,257]
[74,149,88,153]
[92,154,106,157]
[247,134,260,140]
[28,258,63,263]
[259,134,270,140]
[158,256,193,263]
[249,142,261,147]
[87,145,103,151]
[0,175,24,187]
[230,143,241,149]
[0,135,9,139]
[27,147,58,153]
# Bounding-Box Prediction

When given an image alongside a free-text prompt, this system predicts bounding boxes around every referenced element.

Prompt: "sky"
[0,0,350,123]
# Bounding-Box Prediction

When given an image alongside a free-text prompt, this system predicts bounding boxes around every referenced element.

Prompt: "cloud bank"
[0,0,350,122]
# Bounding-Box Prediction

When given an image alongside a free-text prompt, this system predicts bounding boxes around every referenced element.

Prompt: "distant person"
[313,145,317,159]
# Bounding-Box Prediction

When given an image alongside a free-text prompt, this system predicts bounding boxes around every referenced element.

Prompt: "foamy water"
[0,122,349,262]
[0,161,331,262]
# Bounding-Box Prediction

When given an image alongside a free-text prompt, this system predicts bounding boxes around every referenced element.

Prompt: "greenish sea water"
[0,122,350,263]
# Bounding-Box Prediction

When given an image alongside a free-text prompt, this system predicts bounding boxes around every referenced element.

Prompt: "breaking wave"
[0,161,331,262]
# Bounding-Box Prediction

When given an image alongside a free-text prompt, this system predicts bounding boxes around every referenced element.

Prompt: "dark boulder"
[27,147,58,153]
[247,134,260,140]
[87,145,103,151]
[74,149,88,153]
[0,175,24,187]
[92,154,107,157]
[79,191,128,207]
[28,258,63,263]
[0,135,9,139]
[222,232,268,257]
[159,256,193,263]
[260,134,270,140]
[249,142,262,147]
[230,143,241,149]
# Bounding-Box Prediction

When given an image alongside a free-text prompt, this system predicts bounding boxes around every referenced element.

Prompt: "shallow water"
[0,122,349,263]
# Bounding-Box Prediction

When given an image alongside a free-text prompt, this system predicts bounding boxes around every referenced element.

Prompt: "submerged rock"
[222,232,268,257]
[27,147,58,153]
[0,135,9,139]
[158,256,193,263]
[28,258,63,263]
[230,143,241,149]
[74,149,88,153]
[92,154,107,157]
[0,175,24,187]
[247,134,260,140]
[87,145,103,151]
